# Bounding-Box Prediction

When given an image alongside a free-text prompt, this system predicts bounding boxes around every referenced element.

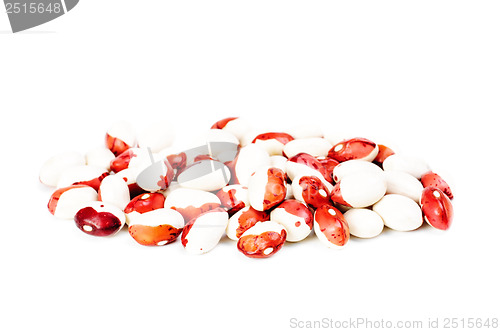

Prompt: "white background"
[1,1,499,331]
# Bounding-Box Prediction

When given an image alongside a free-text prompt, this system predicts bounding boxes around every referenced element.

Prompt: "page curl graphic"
[4,0,79,33]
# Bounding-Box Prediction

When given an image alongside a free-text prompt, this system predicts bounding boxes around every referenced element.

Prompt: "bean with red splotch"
[226,206,270,240]
[420,172,453,200]
[420,187,453,230]
[128,208,184,246]
[270,199,313,242]
[328,137,379,162]
[124,192,165,225]
[313,205,350,248]
[216,185,249,216]
[291,175,331,209]
[48,185,98,219]
[181,208,229,254]
[237,221,287,258]
[164,188,221,223]
[105,121,136,156]
[75,202,126,237]
[248,167,287,211]
[252,132,294,155]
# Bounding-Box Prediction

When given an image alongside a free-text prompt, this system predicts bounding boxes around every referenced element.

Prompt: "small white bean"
[283,138,332,158]
[383,154,431,179]
[372,194,423,231]
[383,170,424,202]
[39,151,85,187]
[343,208,384,238]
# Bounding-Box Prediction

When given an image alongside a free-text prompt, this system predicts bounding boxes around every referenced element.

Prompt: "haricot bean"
[40,117,455,258]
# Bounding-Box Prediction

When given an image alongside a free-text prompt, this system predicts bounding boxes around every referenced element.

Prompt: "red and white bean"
[328,137,379,162]
[291,175,331,209]
[216,184,249,216]
[285,153,333,191]
[115,168,146,199]
[124,192,165,227]
[181,208,229,254]
[128,208,184,246]
[420,187,453,230]
[374,144,395,165]
[237,220,287,258]
[270,200,313,242]
[313,205,350,248]
[420,171,454,200]
[109,147,152,174]
[226,206,270,240]
[105,121,137,156]
[231,144,270,186]
[48,185,98,219]
[97,174,130,210]
[330,171,386,208]
[252,132,295,155]
[163,188,221,222]
[56,165,109,191]
[211,117,252,143]
[248,167,287,211]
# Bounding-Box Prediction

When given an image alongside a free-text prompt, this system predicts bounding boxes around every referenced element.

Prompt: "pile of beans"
[40,117,454,258]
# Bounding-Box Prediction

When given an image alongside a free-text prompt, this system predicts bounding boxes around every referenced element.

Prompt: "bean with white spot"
[124,192,165,225]
[313,205,350,248]
[128,208,184,246]
[420,172,453,200]
[328,137,379,162]
[420,187,453,230]
[237,221,287,258]
[291,175,331,209]
[74,201,126,237]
